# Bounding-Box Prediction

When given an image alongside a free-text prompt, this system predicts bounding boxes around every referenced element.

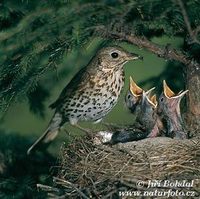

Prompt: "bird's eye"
[111,52,118,58]
[160,97,164,102]
[127,94,131,99]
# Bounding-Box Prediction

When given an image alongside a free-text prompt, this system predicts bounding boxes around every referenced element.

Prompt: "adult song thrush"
[27,46,142,154]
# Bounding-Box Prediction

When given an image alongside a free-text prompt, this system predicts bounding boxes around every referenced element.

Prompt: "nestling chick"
[136,91,163,138]
[109,91,161,144]
[125,76,155,114]
[158,80,188,139]
[125,76,143,113]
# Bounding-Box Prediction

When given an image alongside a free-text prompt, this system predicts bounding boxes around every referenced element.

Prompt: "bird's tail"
[27,113,62,155]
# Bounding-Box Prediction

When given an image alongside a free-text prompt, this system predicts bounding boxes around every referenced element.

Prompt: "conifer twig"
[176,0,200,45]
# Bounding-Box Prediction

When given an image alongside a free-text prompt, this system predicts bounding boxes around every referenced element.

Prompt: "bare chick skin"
[158,80,188,139]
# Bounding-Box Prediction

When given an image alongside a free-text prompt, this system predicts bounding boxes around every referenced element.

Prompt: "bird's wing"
[49,66,91,109]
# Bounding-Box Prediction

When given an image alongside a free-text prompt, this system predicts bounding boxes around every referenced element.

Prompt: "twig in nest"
[37,184,60,193]
[53,177,90,199]
[167,164,200,172]
[114,157,134,177]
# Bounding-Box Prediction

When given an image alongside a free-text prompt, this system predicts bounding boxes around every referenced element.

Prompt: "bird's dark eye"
[160,97,164,102]
[111,52,118,58]
[127,94,131,99]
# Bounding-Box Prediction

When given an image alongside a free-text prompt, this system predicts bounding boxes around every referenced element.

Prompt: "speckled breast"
[67,69,125,123]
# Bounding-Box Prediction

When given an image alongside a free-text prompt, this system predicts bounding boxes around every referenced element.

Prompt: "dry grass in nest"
[38,135,200,198]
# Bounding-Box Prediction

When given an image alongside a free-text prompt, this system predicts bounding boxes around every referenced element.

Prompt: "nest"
[39,135,200,199]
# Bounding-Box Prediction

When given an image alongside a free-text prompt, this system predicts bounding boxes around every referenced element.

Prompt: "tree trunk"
[185,63,200,137]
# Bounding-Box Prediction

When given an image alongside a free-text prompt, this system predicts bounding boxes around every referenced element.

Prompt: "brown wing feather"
[49,66,91,109]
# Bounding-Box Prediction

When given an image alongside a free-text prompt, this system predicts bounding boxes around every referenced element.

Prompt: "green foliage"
[27,84,50,118]
[0,130,55,199]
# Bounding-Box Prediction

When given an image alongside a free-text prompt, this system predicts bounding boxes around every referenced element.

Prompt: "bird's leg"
[72,124,93,137]
[102,122,122,129]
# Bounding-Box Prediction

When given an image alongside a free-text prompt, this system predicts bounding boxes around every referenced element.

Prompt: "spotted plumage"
[27,46,142,154]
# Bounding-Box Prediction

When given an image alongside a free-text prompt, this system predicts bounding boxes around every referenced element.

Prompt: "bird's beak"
[150,94,158,107]
[163,80,189,100]
[128,52,143,60]
[129,76,143,96]
[146,87,156,97]
[163,80,175,98]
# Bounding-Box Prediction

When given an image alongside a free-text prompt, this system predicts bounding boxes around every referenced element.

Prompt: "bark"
[102,31,198,66]
[186,64,200,135]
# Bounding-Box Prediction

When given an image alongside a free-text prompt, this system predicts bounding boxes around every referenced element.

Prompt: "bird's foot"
[171,131,188,139]
[73,124,93,137]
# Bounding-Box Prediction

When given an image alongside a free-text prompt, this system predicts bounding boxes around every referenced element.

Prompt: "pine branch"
[99,29,200,70]
[176,0,200,45]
